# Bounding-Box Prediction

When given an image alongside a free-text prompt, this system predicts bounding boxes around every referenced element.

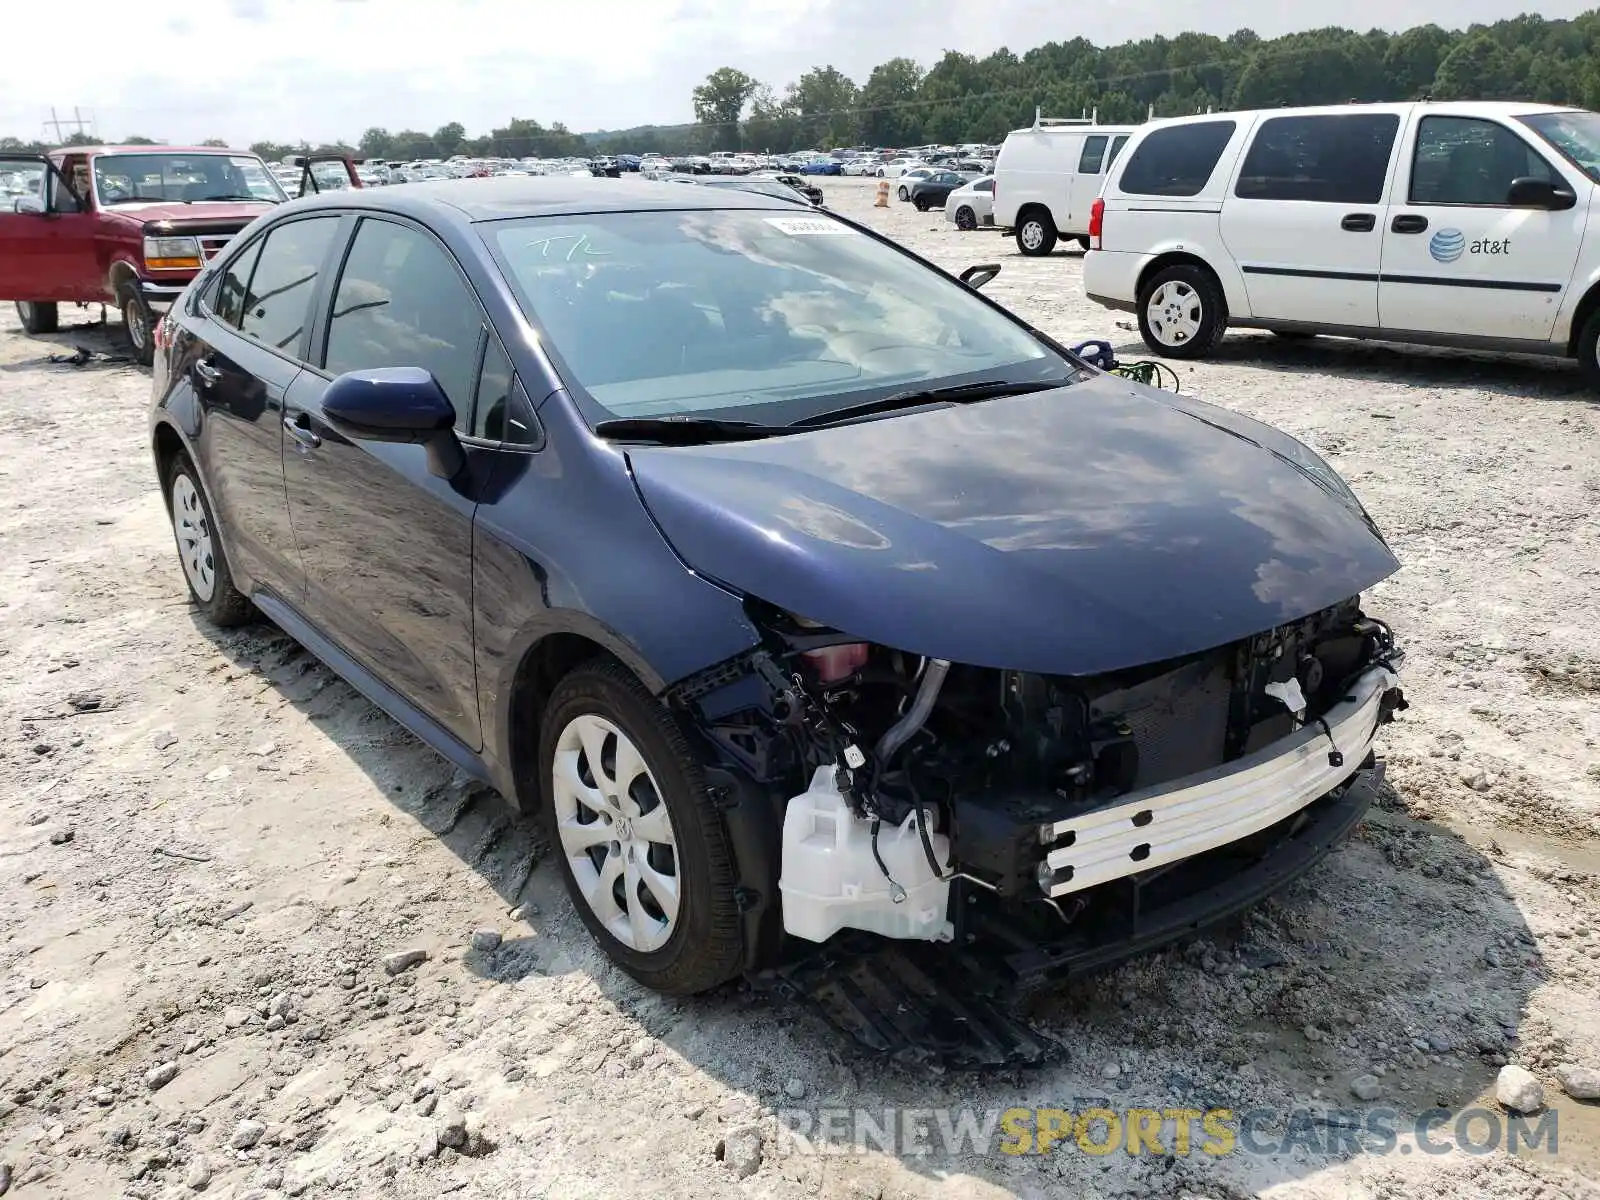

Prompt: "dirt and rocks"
[1,176,1598,1199]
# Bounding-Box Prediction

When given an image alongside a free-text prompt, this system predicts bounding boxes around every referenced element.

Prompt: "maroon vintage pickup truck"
[0,146,357,364]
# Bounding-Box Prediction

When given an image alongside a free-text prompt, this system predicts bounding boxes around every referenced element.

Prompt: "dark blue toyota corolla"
[150,177,1406,999]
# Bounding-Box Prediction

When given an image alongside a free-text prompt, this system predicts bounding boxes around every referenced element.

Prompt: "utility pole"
[42,106,95,144]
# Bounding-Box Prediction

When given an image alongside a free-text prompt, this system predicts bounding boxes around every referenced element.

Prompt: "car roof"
[289,176,801,223]
[1136,100,1581,129]
[56,145,254,156]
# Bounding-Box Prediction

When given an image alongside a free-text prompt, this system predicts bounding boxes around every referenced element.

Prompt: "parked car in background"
[905,169,980,211]
[149,175,1405,999]
[698,177,817,207]
[1083,100,1600,383]
[895,167,936,201]
[994,116,1138,255]
[945,175,996,229]
[0,145,357,363]
[798,158,843,176]
[841,159,879,176]
[876,158,925,178]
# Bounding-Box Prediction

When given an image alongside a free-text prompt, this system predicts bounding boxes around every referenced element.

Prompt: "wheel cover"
[1146,280,1203,347]
[125,298,148,351]
[171,474,216,601]
[552,713,680,953]
[1020,221,1044,250]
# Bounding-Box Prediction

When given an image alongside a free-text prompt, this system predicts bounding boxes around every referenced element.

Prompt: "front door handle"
[283,413,322,450]
[1340,212,1376,232]
[192,359,222,386]
[1391,214,1429,234]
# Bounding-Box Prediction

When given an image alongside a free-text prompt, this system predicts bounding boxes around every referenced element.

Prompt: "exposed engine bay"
[668,595,1407,973]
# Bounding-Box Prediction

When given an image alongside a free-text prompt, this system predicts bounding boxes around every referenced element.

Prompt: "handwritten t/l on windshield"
[528,233,610,261]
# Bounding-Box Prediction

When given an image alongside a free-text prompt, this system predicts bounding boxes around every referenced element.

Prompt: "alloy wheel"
[551,713,680,953]
[171,473,216,601]
[1146,280,1203,348]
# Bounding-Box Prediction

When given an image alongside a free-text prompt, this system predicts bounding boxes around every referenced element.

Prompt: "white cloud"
[0,0,1590,146]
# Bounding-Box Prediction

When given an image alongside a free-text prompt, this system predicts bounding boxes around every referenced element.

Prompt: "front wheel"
[118,282,154,367]
[1577,307,1600,392]
[541,659,746,995]
[1015,211,1057,256]
[954,206,977,231]
[1136,265,1226,359]
[15,301,59,335]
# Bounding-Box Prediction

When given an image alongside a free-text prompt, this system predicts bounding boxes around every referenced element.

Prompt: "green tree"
[693,67,759,150]
[434,121,467,157]
[787,66,859,148]
[123,135,159,145]
[857,57,925,146]
[1432,31,1518,99]
[200,137,230,148]
[358,127,393,158]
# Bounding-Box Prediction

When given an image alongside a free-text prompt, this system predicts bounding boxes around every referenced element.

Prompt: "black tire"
[118,282,154,367]
[1136,264,1227,359]
[1577,306,1600,392]
[163,452,253,626]
[15,301,59,335]
[1075,235,1092,251]
[954,206,977,231]
[1015,210,1058,256]
[539,658,745,995]
[914,196,928,212]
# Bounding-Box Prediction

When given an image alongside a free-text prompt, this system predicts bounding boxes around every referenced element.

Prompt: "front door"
[0,155,100,302]
[1379,113,1586,342]
[282,214,491,747]
[1219,111,1403,327]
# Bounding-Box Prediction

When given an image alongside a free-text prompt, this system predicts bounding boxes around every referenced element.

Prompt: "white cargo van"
[993,115,1140,256]
[1082,101,1600,385]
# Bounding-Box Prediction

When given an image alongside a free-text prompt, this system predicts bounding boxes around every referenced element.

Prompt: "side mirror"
[13,196,45,214]
[1507,176,1576,210]
[959,263,1001,290]
[321,367,465,479]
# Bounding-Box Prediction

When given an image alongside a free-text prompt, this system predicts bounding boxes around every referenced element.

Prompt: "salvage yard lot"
[1,176,1598,1199]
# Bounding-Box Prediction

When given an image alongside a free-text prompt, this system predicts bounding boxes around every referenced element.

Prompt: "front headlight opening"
[143,235,203,270]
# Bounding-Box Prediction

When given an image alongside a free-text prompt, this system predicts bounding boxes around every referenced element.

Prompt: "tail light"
[1088,197,1104,250]
[153,312,173,354]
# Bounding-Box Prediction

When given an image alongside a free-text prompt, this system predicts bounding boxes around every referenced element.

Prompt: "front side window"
[1410,116,1561,206]
[1118,121,1237,197]
[1079,135,1109,174]
[1519,110,1600,183]
[238,217,341,354]
[93,153,287,205]
[211,237,263,329]
[1234,114,1400,204]
[324,218,482,431]
[486,208,1068,425]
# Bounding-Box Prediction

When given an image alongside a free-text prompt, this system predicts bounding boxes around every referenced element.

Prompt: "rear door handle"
[1340,213,1376,232]
[283,413,321,450]
[1391,214,1429,234]
[192,359,221,386]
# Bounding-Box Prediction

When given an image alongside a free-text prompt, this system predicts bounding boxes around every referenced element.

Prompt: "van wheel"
[118,282,155,367]
[1137,265,1226,359]
[1577,307,1600,391]
[1015,211,1057,256]
[15,301,59,335]
[954,206,977,230]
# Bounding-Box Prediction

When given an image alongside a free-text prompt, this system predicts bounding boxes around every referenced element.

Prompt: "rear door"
[1378,112,1585,341]
[282,214,494,747]
[0,155,100,302]
[1218,111,1403,327]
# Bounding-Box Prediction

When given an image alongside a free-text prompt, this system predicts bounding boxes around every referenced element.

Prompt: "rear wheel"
[954,206,977,230]
[541,658,745,995]
[15,301,59,335]
[1075,235,1091,251]
[1577,306,1600,392]
[1137,265,1226,359]
[914,196,929,211]
[118,282,154,367]
[165,453,253,626]
[1015,210,1057,256]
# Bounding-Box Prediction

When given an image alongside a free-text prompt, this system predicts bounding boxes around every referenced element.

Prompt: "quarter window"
[324,218,482,431]
[473,338,516,442]
[211,238,263,329]
[237,216,341,355]
[1109,135,1130,168]
[1079,136,1109,174]
[1410,116,1562,206]
[1118,121,1237,197]
[1234,114,1400,204]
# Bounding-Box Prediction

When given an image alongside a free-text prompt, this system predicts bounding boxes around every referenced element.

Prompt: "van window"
[1109,135,1130,168]
[1234,114,1399,204]
[1410,116,1562,206]
[1079,136,1109,174]
[1118,121,1237,197]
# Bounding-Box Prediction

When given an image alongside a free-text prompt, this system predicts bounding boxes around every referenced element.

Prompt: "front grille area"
[1087,654,1235,790]
[198,234,236,260]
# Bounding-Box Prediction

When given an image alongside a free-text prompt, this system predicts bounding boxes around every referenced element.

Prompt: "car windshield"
[486,208,1070,425]
[1519,110,1600,182]
[93,153,287,205]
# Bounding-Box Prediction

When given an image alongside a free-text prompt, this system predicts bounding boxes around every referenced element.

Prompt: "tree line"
[5,13,1600,160]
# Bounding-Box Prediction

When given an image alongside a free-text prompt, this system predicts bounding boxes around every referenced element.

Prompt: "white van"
[1082,101,1600,384]
[992,116,1140,256]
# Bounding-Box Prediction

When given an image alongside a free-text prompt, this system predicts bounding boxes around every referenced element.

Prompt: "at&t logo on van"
[1429,229,1466,262]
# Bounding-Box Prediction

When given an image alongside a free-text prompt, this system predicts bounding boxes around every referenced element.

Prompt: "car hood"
[107,200,274,225]
[626,374,1400,676]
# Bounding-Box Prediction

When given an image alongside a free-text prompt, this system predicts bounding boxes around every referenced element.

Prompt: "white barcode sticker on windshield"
[763,216,856,236]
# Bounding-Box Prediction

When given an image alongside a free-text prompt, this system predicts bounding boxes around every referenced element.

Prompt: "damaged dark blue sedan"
[149,178,1406,1000]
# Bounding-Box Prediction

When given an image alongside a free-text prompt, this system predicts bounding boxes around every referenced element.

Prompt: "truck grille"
[198,234,236,260]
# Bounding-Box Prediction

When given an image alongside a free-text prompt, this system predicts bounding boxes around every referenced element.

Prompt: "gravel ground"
[1,176,1598,1199]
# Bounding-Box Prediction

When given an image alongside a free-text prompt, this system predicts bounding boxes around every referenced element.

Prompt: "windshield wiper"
[789,379,1064,428]
[194,193,271,202]
[593,416,790,444]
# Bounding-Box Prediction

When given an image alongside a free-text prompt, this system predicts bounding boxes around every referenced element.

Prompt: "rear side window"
[1109,135,1130,168]
[1118,121,1237,197]
[324,217,482,431]
[1410,116,1562,206]
[238,216,341,354]
[1234,114,1400,204]
[975,178,995,193]
[1079,136,1109,174]
[210,238,263,330]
